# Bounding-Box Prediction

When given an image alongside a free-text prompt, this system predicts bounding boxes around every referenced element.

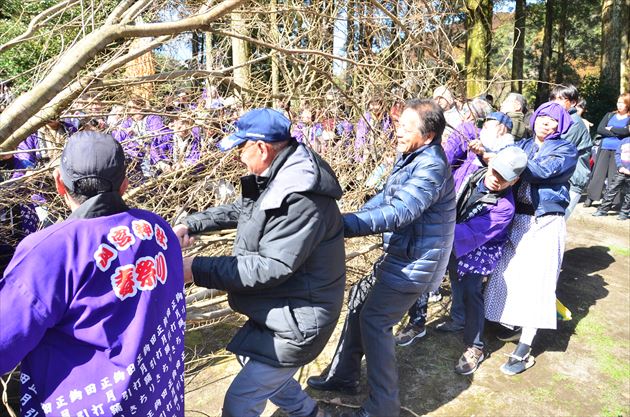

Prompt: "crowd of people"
[0,82,629,417]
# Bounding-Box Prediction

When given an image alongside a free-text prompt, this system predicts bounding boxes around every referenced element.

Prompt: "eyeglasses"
[237,141,256,155]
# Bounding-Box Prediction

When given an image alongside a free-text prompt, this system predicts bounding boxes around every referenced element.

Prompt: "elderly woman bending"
[484,102,578,375]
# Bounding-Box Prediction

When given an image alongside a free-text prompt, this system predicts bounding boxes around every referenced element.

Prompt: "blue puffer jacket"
[344,143,456,293]
[515,137,578,217]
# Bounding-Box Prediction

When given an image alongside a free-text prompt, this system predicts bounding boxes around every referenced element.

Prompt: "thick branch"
[105,0,142,25]
[0,0,248,151]
[1,35,171,152]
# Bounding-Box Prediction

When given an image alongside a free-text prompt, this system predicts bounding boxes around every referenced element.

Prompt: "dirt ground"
[183,201,630,417]
[1,202,627,417]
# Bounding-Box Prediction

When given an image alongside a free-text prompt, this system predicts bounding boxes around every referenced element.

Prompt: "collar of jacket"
[261,142,314,211]
[241,141,342,211]
[68,192,130,220]
[394,142,433,170]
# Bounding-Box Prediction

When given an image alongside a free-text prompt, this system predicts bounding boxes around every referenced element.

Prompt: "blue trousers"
[222,356,318,417]
[457,273,485,349]
[409,270,465,327]
[327,276,425,417]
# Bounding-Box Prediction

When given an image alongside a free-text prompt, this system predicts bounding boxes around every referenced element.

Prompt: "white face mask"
[480,129,514,153]
[479,128,502,152]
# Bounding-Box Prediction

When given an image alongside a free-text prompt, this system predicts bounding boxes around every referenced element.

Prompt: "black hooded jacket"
[185,142,345,367]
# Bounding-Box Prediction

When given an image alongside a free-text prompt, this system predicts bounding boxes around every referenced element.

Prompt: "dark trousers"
[587,149,620,204]
[458,273,486,349]
[600,172,630,214]
[223,357,316,417]
[409,261,465,327]
[408,291,429,327]
[327,276,423,417]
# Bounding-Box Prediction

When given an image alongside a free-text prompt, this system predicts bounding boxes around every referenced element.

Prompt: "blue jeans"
[409,269,465,327]
[457,273,486,349]
[223,356,318,417]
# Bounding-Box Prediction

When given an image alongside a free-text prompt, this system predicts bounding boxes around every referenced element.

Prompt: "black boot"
[306,374,360,395]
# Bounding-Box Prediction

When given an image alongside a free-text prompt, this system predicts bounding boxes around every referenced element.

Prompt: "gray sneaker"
[454,346,485,375]
[394,323,426,346]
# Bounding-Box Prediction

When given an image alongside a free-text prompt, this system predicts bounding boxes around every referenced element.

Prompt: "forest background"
[0,1,629,415]
[1,0,628,151]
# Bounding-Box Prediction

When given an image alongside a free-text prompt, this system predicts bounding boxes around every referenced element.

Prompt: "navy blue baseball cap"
[218,108,292,151]
[485,111,513,131]
[60,132,126,193]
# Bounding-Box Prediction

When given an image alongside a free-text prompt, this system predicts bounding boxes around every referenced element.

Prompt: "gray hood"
[260,142,343,210]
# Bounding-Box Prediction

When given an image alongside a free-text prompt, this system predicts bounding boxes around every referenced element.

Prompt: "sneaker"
[496,326,522,342]
[454,346,485,375]
[394,323,426,346]
[435,320,465,333]
[500,352,535,375]
[583,198,593,208]
[617,213,629,220]
[592,210,608,217]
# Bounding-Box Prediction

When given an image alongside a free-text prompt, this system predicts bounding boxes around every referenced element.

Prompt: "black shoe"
[583,198,593,208]
[592,210,608,217]
[435,320,465,333]
[496,326,522,342]
[340,408,372,417]
[307,375,360,395]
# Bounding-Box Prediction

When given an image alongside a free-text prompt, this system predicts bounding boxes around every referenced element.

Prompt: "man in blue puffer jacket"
[307,99,456,417]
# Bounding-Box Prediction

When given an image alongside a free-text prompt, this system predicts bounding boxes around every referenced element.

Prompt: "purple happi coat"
[354,112,392,161]
[336,120,354,141]
[151,126,202,166]
[16,119,78,167]
[0,194,186,417]
[443,121,480,170]
[112,115,171,161]
[291,121,323,145]
[451,159,516,277]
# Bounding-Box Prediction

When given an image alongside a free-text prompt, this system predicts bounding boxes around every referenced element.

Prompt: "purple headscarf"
[529,101,573,141]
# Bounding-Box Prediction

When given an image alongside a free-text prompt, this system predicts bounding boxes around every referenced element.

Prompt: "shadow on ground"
[532,245,613,357]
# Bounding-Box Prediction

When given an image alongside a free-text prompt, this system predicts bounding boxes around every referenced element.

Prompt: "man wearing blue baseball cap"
[173,108,344,417]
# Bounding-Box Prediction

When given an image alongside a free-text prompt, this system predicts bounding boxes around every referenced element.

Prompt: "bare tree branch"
[0,0,248,151]
[0,0,81,54]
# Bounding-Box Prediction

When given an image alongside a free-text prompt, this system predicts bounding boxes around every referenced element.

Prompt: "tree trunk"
[555,0,567,84]
[192,31,203,70]
[600,0,622,94]
[231,10,250,99]
[270,0,279,97]
[535,0,554,108]
[465,0,493,98]
[622,0,630,93]
[511,0,526,92]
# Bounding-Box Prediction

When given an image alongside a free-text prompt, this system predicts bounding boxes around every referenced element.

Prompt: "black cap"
[60,132,126,193]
